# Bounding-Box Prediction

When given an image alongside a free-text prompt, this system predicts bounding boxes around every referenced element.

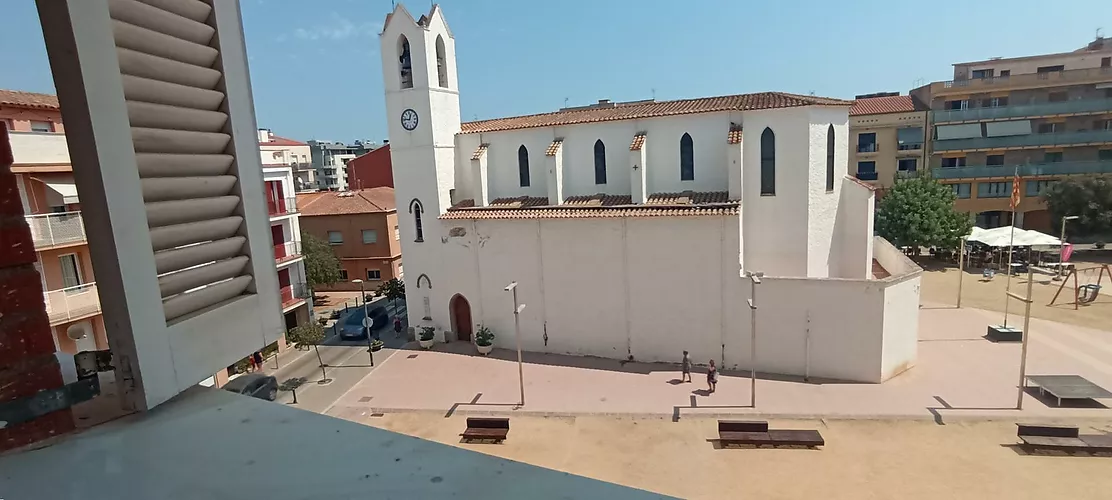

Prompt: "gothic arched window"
[761,128,776,195]
[680,133,694,181]
[398,35,413,89]
[409,199,424,242]
[518,145,530,187]
[826,124,836,191]
[435,35,448,88]
[594,140,607,184]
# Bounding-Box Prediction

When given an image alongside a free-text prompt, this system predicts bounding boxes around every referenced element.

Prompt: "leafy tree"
[1043,175,1112,240]
[286,323,330,383]
[376,278,406,317]
[301,231,342,292]
[876,175,973,251]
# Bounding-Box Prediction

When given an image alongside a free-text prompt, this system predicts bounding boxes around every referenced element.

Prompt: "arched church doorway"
[450,294,473,342]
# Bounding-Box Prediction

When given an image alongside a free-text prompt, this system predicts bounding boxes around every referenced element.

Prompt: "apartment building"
[296,187,402,292]
[3,89,107,354]
[307,139,377,191]
[264,163,312,331]
[849,93,929,195]
[912,37,1112,231]
[347,143,394,189]
[259,128,314,191]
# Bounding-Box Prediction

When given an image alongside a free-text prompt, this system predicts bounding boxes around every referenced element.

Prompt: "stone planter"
[419,338,435,349]
[476,343,493,355]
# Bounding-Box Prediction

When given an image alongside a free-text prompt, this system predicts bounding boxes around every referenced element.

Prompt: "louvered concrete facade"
[381,4,922,384]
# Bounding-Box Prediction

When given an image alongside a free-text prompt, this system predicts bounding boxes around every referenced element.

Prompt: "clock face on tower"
[400,109,419,131]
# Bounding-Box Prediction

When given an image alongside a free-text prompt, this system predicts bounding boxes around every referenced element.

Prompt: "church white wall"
[881,275,920,380]
[806,107,849,278]
[740,107,812,277]
[831,177,874,279]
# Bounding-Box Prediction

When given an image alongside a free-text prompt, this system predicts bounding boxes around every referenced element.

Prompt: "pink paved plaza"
[327,304,1112,421]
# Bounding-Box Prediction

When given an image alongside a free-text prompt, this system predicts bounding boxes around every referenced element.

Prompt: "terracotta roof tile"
[0,89,59,111]
[850,95,919,116]
[727,125,743,145]
[260,134,307,147]
[460,92,853,134]
[297,187,397,216]
[443,191,737,220]
[844,175,878,192]
[545,139,563,157]
[629,133,646,151]
[471,143,489,161]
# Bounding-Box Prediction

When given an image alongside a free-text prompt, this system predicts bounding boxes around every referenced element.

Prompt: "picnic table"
[1025,375,1112,407]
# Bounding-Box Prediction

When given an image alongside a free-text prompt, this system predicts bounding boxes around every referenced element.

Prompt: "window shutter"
[39,0,283,411]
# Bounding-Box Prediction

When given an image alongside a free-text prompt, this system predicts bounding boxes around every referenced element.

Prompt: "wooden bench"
[1017,424,1112,453]
[717,420,824,448]
[461,417,509,443]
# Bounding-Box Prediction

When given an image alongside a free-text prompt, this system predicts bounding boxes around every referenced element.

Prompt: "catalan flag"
[1010,167,1021,210]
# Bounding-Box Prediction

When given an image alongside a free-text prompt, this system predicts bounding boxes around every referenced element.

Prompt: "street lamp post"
[957,236,967,308]
[1010,266,1035,410]
[352,279,373,366]
[504,282,526,407]
[746,271,763,408]
[1054,215,1079,280]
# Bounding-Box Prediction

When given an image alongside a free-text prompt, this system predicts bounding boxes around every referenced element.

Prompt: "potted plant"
[419,326,436,349]
[475,325,495,355]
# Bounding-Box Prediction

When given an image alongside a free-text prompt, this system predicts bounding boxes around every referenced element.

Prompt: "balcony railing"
[855,171,879,181]
[897,142,924,151]
[44,282,101,325]
[933,66,1112,94]
[933,98,1112,123]
[274,241,302,263]
[279,282,310,308]
[267,197,297,216]
[26,212,86,249]
[856,143,879,153]
[933,129,1112,152]
[932,159,1112,179]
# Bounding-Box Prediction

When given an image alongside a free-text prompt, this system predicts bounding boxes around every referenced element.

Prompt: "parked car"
[222,373,278,401]
[339,306,390,340]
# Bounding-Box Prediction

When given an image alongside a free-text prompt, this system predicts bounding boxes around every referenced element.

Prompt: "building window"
[362,229,377,244]
[518,145,530,187]
[945,99,968,110]
[1103,57,1111,68]
[59,254,83,289]
[397,264,404,280]
[413,207,424,242]
[971,69,994,79]
[758,128,774,194]
[1093,119,1112,131]
[1099,149,1112,161]
[1106,88,1112,99]
[593,140,607,185]
[856,132,877,153]
[999,70,1011,77]
[1037,65,1065,74]
[977,181,1012,198]
[897,158,917,172]
[337,269,348,281]
[1047,92,1067,103]
[29,121,54,133]
[940,156,967,168]
[897,127,923,150]
[435,35,448,88]
[986,154,1005,166]
[856,161,877,181]
[950,183,972,199]
[398,35,413,89]
[1044,151,1064,163]
[826,124,835,191]
[980,97,1007,108]
[1036,122,1061,134]
[1026,180,1056,197]
[367,269,381,281]
[680,133,694,181]
[394,225,400,240]
[327,231,343,245]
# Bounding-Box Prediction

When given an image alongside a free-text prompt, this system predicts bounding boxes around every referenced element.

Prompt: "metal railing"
[856,143,879,153]
[279,282,310,307]
[932,159,1112,179]
[44,282,101,325]
[26,212,86,249]
[936,67,1112,93]
[855,171,879,181]
[267,197,297,216]
[933,98,1112,123]
[933,129,1112,152]
[897,142,924,151]
[274,241,302,263]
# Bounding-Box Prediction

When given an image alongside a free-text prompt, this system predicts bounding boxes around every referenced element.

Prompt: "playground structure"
[1048,264,1111,309]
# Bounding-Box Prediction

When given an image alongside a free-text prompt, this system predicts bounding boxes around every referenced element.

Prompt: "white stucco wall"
[831,176,875,279]
[805,107,849,277]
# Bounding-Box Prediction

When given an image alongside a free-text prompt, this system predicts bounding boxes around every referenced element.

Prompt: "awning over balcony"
[34,174,80,205]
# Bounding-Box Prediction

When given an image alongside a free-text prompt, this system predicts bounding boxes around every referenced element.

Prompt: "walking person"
[246,354,257,373]
[394,317,403,338]
[707,359,718,393]
[681,351,692,383]
[252,351,264,372]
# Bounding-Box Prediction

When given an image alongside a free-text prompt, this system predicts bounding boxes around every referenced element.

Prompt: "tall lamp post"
[352,279,374,365]
[504,282,526,407]
[957,236,968,308]
[1054,215,1079,280]
[746,271,763,408]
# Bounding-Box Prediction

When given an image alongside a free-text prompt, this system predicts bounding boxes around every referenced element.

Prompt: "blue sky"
[2,0,1110,143]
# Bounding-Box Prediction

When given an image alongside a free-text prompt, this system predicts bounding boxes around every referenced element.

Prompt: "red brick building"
[346,144,393,190]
